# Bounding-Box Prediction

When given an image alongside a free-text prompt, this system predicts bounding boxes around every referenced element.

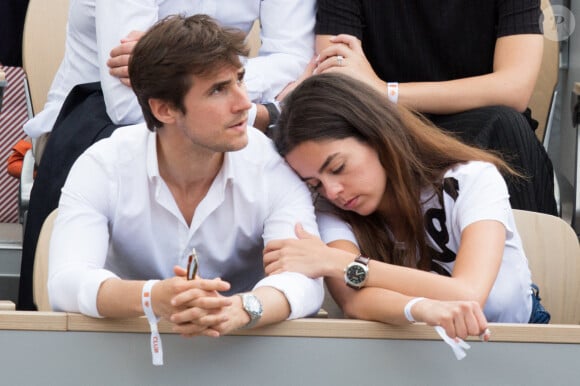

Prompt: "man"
[17,0,315,311]
[48,15,323,337]
[24,0,315,140]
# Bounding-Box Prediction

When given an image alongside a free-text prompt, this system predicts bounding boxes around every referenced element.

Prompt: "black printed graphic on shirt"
[424,178,459,276]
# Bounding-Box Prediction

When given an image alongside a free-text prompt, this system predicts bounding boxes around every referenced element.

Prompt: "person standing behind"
[24,0,314,140]
[48,15,323,340]
[312,0,557,216]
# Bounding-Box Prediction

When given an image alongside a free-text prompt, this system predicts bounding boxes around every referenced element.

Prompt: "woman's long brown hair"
[274,73,516,269]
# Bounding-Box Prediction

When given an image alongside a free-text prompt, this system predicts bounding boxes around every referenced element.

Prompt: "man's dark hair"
[129,14,249,130]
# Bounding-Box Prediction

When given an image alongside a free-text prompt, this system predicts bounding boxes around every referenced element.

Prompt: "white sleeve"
[95,2,159,125]
[254,274,324,319]
[262,151,320,243]
[317,211,358,246]
[48,151,118,317]
[258,146,324,318]
[451,163,512,234]
[243,0,315,102]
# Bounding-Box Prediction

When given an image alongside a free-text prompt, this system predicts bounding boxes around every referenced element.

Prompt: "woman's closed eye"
[331,164,344,174]
[306,180,322,192]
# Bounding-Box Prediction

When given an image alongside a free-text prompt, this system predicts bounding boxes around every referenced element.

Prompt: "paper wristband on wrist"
[142,279,164,366]
[403,297,425,323]
[387,82,399,104]
[404,297,481,361]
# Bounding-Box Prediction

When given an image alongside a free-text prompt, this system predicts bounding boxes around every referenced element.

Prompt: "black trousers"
[18,82,121,310]
[428,106,558,216]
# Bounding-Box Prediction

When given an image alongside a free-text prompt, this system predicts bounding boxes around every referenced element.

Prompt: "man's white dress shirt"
[48,125,323,318]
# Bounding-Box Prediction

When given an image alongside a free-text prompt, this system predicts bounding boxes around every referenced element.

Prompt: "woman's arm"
[265,220,504,307]
[315,33,543,114]
[264,221,500,336]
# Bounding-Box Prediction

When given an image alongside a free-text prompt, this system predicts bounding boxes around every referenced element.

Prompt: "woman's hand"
[264,223,341,278]
[315,34,385,93]
[411,298,489,340]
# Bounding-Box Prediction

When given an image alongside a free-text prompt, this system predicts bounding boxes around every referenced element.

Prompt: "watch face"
[347,263,367,285]
[244,295,262,316]
[245,295,262,314]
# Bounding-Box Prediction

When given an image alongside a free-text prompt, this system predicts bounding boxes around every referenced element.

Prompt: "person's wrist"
[404,297,427,323]
[331,250,358,279]
[252,103,270,131]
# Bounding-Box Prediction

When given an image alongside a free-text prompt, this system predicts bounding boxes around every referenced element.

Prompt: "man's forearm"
[253,103,270,132]
[96,278,146,318]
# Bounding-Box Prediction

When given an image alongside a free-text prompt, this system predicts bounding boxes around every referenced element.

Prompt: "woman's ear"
[148,98,178,126]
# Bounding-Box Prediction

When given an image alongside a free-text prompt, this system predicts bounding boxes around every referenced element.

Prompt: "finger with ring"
[336,55,344,66]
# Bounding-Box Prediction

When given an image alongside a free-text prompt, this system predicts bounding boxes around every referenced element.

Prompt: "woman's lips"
[343,196,358,210]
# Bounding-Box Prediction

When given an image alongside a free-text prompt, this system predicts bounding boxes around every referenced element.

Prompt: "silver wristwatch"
[238,293,263,329]
[344,255,370,289]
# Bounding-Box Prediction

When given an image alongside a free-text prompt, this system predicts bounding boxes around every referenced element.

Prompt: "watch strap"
[263,102,281,138]
[355,254,370,266]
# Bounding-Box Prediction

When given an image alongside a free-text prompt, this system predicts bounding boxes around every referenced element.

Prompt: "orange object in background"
[7,139,32,179]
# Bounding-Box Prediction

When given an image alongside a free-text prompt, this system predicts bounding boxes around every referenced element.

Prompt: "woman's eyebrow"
[298,153,339,181]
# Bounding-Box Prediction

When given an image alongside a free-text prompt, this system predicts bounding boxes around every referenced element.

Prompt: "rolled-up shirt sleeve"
[257,144,324,318]
[254,273,323,319]
[244,0,315,102]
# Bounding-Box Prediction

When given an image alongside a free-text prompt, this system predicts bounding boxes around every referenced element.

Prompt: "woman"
[264,73,549,340]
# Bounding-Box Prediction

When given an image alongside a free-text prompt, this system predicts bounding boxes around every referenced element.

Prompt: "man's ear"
[149,98,178,125]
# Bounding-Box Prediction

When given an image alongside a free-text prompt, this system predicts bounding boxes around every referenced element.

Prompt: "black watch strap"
[263,102,280,138]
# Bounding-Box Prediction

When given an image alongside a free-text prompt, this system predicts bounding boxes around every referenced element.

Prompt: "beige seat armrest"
[19,149,35,223]
[33,209,59,311]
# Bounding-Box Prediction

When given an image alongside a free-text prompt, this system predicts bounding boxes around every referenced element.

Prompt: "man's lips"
[228,117,247,130]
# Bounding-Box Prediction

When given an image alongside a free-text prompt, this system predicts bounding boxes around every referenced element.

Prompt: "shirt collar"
[146,130,161,182]
[145,130,235,188]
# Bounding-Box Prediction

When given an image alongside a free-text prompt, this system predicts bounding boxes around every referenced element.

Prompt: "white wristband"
[142,279,163,366]
[403,297,425,323]
[403,297,474,360]
[387,82,399,104]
